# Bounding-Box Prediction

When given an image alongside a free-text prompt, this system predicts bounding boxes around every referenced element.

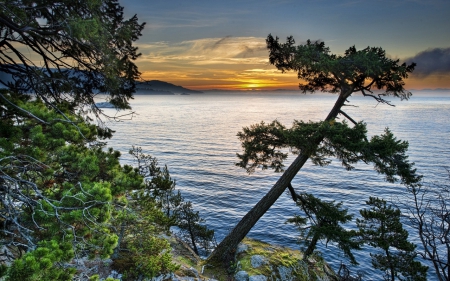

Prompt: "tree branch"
[338,110,358,126]
[0,93,50,124]
[361,88,395,107]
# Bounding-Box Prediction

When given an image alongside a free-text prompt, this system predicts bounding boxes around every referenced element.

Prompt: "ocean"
[100,90,450,280]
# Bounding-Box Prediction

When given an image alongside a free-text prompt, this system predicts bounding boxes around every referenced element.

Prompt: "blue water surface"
[101,91,450,280]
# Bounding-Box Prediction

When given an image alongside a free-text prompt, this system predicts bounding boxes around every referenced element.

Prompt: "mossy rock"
[233,238,336,281]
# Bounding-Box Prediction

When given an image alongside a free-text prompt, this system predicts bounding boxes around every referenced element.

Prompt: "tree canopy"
[266,35,415,103]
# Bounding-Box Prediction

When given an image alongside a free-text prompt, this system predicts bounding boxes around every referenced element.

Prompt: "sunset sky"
[122,0,450,91]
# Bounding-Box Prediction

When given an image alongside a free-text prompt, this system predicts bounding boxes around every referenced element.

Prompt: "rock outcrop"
[167,237,337,281]
[69,236,337,280]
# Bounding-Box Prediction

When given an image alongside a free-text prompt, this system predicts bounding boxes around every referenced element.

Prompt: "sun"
[241,80,265,90]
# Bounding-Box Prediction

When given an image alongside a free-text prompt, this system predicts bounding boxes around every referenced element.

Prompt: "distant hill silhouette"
[0,69,202,95]
[136,80,203,94]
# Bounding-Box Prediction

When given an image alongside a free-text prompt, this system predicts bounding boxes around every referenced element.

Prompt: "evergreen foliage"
[4,240,75,281]
[287,193,359,264]
[131,147,183,226]
[110,147,179,280]
[128,147,216,257]
[0,95,144,279]
[237,120,421,189]
[357,197,428,281]
[178,201,216,256]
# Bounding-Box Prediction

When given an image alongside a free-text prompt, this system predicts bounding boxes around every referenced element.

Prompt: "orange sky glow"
[133,37,450,91]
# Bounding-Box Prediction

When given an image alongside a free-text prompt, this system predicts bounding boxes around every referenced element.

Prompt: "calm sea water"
[100,91,450,280]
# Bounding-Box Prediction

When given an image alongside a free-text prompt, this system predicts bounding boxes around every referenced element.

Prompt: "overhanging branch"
[338,110,358,126]
[361,88,395,106]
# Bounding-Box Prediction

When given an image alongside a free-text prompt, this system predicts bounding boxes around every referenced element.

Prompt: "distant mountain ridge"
[136,80,202,94]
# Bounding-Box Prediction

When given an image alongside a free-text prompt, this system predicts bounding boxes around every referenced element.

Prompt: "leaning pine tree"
[208,35,420,264]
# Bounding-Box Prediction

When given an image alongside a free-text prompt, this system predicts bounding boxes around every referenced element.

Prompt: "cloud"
[406,47,450,76]
[136,37,268,65]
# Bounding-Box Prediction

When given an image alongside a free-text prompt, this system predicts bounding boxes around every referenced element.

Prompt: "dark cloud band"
[406,47,450,76]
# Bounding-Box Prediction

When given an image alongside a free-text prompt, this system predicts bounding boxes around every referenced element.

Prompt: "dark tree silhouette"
[357,197,428,281]
[406,170,450,281]
[287,192,359,264]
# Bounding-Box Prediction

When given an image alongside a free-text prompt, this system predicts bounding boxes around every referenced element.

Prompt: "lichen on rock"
[250,255,268,268]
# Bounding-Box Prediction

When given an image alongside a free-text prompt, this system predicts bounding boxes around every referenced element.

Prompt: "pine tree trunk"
[207,92,350,264]
[112,221,126,259]
[188,223,200,255]
[386,249,395,281]
[304,235,320,258]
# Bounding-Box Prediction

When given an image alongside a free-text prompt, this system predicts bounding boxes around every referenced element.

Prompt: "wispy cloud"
[137,36,268,65]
